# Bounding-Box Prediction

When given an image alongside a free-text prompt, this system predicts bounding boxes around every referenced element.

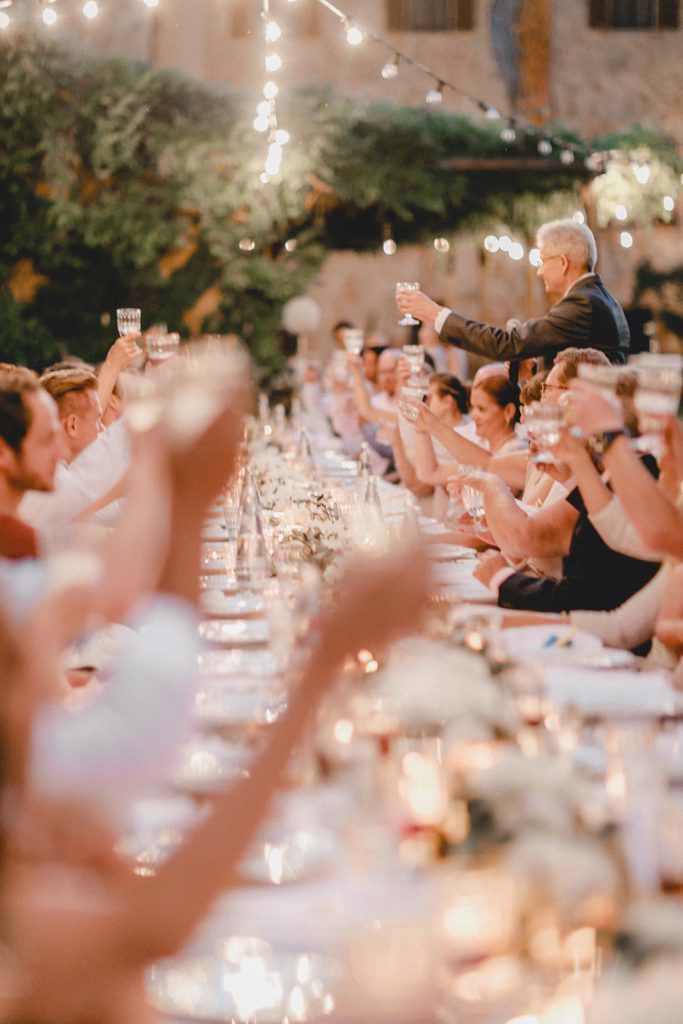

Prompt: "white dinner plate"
[195,681,287,729]
[198,649,281,677]
[428,544,477,562]
[199,619,270,646]
[200,590,264,617]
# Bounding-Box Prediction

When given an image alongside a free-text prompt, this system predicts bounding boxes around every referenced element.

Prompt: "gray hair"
[536,219,598,271]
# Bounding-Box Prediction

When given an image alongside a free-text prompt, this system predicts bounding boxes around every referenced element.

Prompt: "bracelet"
[601,428,627,453]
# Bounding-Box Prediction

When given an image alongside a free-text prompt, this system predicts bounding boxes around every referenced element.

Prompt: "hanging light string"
[0,0,158,30]
[314,0,592,165]
[253,0,290,182]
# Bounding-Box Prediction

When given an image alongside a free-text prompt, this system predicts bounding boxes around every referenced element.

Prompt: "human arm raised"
[568,381,683,559]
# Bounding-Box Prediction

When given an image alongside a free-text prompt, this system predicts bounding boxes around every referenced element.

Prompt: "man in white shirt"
[21,366,130,538]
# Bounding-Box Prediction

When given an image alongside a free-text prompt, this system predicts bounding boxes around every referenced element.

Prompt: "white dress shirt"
[31,595,200,820]
[20,420,130,540]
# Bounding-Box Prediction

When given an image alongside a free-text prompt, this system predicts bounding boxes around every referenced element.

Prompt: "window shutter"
[589,0,610,26]
[659,0,679,27]
[456,0,475,28]
[386,0,405,30]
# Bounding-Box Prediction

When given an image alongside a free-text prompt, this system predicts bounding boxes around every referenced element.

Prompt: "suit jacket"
[498,464,660,616]
[440,273,630,365]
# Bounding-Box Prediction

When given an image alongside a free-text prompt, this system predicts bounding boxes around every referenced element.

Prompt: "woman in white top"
[413,369,525,488]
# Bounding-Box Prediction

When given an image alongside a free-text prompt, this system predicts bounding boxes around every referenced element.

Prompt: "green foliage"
[0,35,676,375]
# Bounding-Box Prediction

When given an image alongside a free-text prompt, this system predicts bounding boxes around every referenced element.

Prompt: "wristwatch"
[600,428,627,453]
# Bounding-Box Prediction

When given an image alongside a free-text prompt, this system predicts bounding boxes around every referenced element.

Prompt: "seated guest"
[0,367,64,559]
[389,373,470,505]
[413,368,525,485]
[568,380,683,561]
[20,366,131,537]
[472,399,661,613]
[40,366,102,463]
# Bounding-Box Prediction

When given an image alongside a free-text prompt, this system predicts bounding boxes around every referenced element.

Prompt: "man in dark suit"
[397,219,630,366]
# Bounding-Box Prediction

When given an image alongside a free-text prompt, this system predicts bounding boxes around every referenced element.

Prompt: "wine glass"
[117,307,142,336]
[396,282,420,326]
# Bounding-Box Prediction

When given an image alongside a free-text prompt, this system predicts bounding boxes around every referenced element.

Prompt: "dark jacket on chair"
[439,273,630,366]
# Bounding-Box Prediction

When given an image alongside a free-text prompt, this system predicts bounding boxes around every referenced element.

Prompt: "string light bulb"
[560,149,575,165]
[263,80,279,99]
[42,5,58,26]
[484,235,500,253]
[482,104,501,120]
[498,234,512,252]
[619,231,633,249]
[0,10,9,28]
[615,204,628,221]
[83,0,98,18]
[143,0,159,7]
[383,238,397,255]
[345,21,363,45]
[253,116,269,132]
[425,81,444,105]
[381,54,400,80]
[433,237,450,253]
[509,241,524,261]
[500,124,517,144]
[274,128,290,145]
[265,53,282,72]
[663,195,675,212]
[264,18,281,41]
[529,248,542,267]
[537,139,552,156]
[573,211,586,224]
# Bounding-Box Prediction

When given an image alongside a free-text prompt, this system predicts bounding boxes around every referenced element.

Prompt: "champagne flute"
[117,307,142,336]
[395,282,420,326]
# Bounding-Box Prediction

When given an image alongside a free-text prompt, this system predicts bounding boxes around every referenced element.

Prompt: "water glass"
[460,469,486,528]
[343,328,364,356]
[629,352,683,432]
[396,282,420,326]
[576,362,626,398]
[117,371,164,433]
[146,332,180,365]
[525,402,565,465]
[398,383,428,422]
[117,307,142,336]
[402,344,426,376]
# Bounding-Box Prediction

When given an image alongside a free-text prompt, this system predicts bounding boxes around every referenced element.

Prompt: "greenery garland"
[0,35,679,374]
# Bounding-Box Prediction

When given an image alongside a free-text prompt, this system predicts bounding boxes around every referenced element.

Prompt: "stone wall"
[81,0,683,357]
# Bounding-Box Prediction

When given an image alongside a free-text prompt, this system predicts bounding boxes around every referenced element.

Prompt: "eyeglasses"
[540,382,569,396]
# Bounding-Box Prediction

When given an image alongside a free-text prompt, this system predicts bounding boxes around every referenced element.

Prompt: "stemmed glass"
[395,282,420,326]
[117,307,142,336]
